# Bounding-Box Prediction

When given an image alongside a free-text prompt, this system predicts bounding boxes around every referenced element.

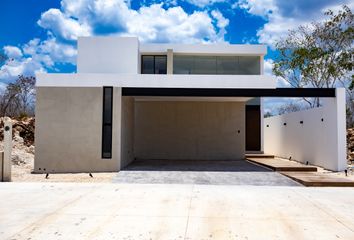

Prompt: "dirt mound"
[0,117,35,146]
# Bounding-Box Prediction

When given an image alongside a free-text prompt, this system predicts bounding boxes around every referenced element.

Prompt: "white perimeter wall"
[264,88,346,171]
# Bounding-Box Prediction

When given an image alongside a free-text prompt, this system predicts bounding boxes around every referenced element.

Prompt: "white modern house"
[34,36,347,173]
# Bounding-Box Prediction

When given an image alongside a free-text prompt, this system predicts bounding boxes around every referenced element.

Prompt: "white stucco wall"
[77,37,139,74]
[120,96,135,169]
[134,101,246,160]
[36,73,276,89]
[35,87,122,173]
[264,88,346,171]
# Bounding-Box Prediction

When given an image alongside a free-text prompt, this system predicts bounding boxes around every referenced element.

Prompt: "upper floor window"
[141,55,167,74]
[173,56,260,75]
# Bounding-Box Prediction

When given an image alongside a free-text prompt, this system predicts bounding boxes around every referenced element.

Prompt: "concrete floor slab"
[114,160,300,186]
[1,183,354,240]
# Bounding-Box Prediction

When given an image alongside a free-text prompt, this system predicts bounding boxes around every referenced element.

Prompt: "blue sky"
[0,0,352,112]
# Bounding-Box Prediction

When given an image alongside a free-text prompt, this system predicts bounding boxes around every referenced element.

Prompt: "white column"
[3,117,12,181]
[167,49,173,75]
[322,88,347,171]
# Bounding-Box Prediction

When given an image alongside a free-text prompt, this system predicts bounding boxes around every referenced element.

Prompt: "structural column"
[167,49,173,74]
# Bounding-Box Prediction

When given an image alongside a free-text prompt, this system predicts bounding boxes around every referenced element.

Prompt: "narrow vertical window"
[102,87,113,158]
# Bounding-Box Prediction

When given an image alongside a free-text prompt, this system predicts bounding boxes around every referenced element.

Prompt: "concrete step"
[280,172,354,187]
[246,158,318,172]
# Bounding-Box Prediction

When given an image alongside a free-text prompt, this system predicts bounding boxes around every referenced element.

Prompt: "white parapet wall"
[264,88,347,171]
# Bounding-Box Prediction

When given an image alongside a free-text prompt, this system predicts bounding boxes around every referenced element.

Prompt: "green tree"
[273,5,353,107]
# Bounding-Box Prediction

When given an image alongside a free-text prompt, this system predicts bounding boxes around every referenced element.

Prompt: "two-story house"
[34,37,346,173]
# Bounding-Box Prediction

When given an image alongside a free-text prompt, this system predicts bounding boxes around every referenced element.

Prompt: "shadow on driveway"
[123,159,272,172]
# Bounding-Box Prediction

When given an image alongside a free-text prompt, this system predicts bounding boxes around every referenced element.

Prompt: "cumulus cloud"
[1,0,231,82]
[125,5,221,43]
[264,58,290,87]
[49,1,227,43]
[235,0,353,47]
[3,46,23,59]
[38,8,91,42]
[184,0,226,8]
[235,0,275,18]
[0,54,46,83]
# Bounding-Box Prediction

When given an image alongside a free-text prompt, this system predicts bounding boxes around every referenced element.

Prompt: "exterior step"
[280,172,354,187]
[246,158,317,172]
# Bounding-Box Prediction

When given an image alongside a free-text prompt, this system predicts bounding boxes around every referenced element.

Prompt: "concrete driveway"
[1,182,354,240]
[114,159,300,186]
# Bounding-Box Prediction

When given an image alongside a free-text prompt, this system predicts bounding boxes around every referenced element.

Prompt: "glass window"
[155,56,167,74]
[141,56,154,74]
[173,56,194,74]
[102,87,113,159]
[173,55,261,75]
[217,56,237,75]
[103,87,112,124]
[237,56,260,75]
[141,55,167,74]
[193,56,217,74]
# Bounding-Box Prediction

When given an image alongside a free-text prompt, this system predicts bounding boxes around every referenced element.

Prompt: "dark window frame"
[102,86,113,159]
[141,55,167,74]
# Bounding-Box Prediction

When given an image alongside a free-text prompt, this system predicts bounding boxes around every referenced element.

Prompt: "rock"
[27,145,35,154]
[13,131,24,144]
[11,154,25,165]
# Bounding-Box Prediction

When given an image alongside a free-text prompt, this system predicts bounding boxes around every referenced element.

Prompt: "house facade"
[34,37,346,173]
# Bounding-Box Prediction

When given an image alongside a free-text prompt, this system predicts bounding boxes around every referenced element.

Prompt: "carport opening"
[120,96,255,171]
[119,87,337,172]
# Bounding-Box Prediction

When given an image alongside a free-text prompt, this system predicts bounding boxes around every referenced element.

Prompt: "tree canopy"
[273,5,353,99]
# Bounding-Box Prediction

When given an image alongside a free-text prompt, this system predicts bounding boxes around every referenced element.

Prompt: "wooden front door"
[246,105,261,151]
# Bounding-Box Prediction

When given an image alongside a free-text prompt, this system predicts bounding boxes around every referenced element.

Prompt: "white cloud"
[38,8,91,41]
[1,0,231,82]
[0,57,46,83]
[184,0,226,8]
[264,58,290,87]
[125,4,222,43]
[235,0,353,47]
[235,0,275,18]
[211,10,229,28]
[37,1,228,44]
[1,37,76,83]
[3,46,23,59]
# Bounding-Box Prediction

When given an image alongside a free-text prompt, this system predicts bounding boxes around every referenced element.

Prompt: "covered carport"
[119,87,341,172]
[117,87,346,185]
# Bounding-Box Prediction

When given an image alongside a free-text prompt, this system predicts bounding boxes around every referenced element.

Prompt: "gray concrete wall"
[134,101,245,160]
[35,87,122,173]
[120,96,135,169]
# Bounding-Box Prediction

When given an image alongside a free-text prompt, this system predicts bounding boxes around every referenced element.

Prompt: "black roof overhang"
[122,88,336,98]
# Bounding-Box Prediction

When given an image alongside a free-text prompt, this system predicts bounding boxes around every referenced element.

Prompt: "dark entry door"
[246,105,261,151]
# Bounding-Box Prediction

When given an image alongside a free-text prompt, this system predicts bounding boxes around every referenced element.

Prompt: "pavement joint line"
[4,187,99,240]
[184,184,195,240]
[291,188,354,233]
